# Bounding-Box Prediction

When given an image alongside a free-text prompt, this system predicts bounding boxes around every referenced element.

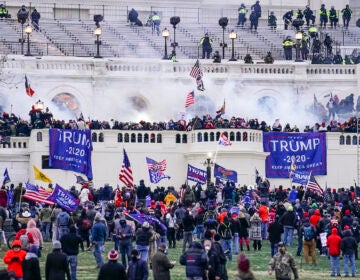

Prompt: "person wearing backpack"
[300,217,317,265]
[57,209,70,240]
[15,223,35,251]
[218,216,233,261]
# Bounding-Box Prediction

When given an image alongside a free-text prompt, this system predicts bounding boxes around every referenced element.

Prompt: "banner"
[47,183,79,211]
[263,132,327,178]
[187,164,207,184]
[49,129,93,179]
[213,163,238,183]
[290,170,311,185]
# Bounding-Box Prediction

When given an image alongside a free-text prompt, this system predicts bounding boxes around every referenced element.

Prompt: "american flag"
[306,175,324,196]
[185,91,195,108]
[147,158,167,174]
[23,182,54,205]
[218,133,232,146]
[189,59,203,78]
[119,149,134,187]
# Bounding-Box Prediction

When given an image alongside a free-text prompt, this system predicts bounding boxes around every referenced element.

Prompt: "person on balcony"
[282,36,294,60]
[304,5,315,27]
[328,6,338,29]
[17,5,29,24]
[319,4,328,29]
[268,11,277,30]
[237,4,247,27]
[200,33,213,59]
[341,5,352,29]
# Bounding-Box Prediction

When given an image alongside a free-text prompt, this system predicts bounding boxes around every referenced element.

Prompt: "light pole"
[24,24,32,56]
[19,22,25,55]
[34,99,44,111]
[229,30,237,61]
[295,31,303,62]
[203,153,214,187]
[170,16,180,57]
[94,27,102,58]
[161,28,169,59]
[219,17,229,59]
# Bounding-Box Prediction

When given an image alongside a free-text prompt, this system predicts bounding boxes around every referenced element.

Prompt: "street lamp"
[34,100,44,111]
[202,152,214,187]
[229,30,237,61]
[24,24,32,56]
[295,31,303,62]
[170,16,180,56]
[219,17,229,59]
[94,27,102,58]
[161,28,170,59]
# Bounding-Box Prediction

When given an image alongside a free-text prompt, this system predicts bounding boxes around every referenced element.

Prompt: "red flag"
[185,91,195,108]
[119,149,134,187]
[25,75,35,97]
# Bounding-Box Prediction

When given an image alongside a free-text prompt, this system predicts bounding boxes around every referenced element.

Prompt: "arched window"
[118,133,123,142]
[346,135,351,145]
[197,133,202,142]
[124,133,129,143]
[99,133,104,142]
[236,132,241,141]
[216,131,221,141]
[137,134,143,143]
[339,135,344,145]
[157,134,162,143]
[210,132,215,141]
[144,133,149,143]
[204,132,209,142]
[150,133,155,143]
[243,132,248,141]
[36,132,42,142]
[182,134,187,143]
[353,135,358,145]
[176,134,181,143]
[92,132,97,142]
[131,133,136,143]
[230,131,235,141]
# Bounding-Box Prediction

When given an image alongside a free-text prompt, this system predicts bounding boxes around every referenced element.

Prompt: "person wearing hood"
[180,241,208,279]
[327,227,342,277]
[26,218,43,256]
[268,215,283,257]
[340,229,357,277]
[250,213,262,251]
[127,249,148,280]
[22,244,41,280]
[3,240,27,280]
[45,241,71,280]
[237,253,257,280]
[300,216,317,265]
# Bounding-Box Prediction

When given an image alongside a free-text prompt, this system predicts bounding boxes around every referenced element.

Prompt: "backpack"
[20,232,29,250]
[303,224,314,241]
[222,224,232,239]
[81,218,92,230]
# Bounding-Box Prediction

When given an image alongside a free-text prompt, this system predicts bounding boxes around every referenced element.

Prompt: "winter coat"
[180,243,208,278]
[249,215,262,240]
[341,230,358,256]
[98,260,127,280]
[26,219,43,247]
[239,216,250,238]
[22,252,41,280]
[45,249,71,280]
[279,211,297,227]
[152,250,174,280]
[91,221,107,242]
[3,240,27,278]
[327,228,342,256]
[268,221,283,243]
[127,258,148,280]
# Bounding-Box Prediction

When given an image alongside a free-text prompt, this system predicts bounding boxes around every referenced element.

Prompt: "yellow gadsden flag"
[33,165,52,183]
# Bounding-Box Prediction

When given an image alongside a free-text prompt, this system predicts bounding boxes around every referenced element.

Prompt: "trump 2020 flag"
[47,183,79,211]
[49,129,93,180]
[187,164,207,184]
[290,170,311,185]
[146,157,171,184]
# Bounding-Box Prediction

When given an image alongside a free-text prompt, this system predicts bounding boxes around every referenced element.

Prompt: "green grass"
[0,239,359,279]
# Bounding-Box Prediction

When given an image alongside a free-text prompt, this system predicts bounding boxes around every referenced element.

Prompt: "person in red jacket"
[327,227,342,277]
[15,224,35,251]
[3,240,27,279]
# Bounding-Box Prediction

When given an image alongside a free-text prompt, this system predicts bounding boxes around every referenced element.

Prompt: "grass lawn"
[0,239,358,279]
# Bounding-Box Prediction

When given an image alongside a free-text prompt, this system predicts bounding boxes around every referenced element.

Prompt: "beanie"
[238,254,250,272]
[345,209,351,215]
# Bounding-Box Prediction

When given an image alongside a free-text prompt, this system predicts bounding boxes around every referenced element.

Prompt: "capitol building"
[0,0,360,190]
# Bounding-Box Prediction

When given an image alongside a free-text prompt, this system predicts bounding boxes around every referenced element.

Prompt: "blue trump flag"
[3,168,10,185]
[146,157,171,184]
[47,183,79,211]
[213,163,237,183]
[187,164,207,184]
[49,129,93,179]
[290,170,311,185]
[263,132,327,178]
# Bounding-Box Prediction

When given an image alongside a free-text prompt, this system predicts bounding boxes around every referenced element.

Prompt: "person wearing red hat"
[98,249,127,280]
[237,253,257,280]
[341,209,353,230]
[327,227,342,277]
[3,240,27,279]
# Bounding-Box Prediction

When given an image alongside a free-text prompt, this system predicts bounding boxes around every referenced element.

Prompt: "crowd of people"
[0,176,359,279]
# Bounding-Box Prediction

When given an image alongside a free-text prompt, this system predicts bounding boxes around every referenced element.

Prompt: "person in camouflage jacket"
[268,242,299,280]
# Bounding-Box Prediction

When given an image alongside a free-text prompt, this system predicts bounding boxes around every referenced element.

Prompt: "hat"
[287,205,293,211]
[131,249,139,256]
[238,254,250,272]
[278,241,285,246]
[22,210,31,218]
[158,243,167,251]
[198,208,203,214]
[344,225,350,230]
[142,221,150,228]
[108,249,119,260]
[345,209,351,215]
[11,240,22,248]
[52,241,62,250]
[311,203,318,209]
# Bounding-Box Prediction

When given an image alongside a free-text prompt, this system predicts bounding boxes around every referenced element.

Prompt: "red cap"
[345,209,351,215]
